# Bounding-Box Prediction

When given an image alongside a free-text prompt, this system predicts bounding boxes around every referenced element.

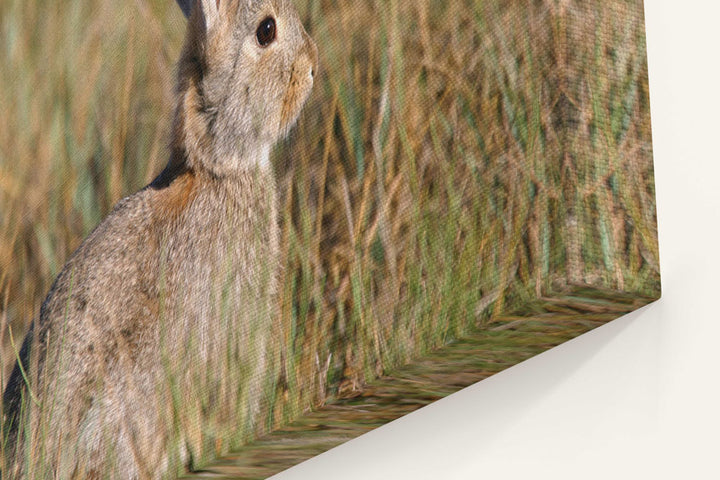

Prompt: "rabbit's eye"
[256,17,277,47]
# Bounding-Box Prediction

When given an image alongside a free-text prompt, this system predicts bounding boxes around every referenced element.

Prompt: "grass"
[0,0,659,476]
[182,287,651,479]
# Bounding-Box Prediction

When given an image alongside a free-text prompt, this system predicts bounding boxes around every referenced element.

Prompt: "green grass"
[0,0,659,476]
[182,287,649,479]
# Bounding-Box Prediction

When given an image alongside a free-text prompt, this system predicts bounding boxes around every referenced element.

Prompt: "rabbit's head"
[173,0,318,175]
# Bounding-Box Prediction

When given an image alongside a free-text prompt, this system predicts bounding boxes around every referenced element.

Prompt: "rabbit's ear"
[176,0,220,30]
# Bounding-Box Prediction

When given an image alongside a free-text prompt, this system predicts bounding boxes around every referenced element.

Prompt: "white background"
[274,1,720,479]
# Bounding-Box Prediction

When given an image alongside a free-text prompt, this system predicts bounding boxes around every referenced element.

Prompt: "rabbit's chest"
[163,185,278,317]
[181,196,275,268]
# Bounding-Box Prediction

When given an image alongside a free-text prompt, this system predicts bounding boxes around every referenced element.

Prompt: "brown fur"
[152,163,198,221]
[2,0,317,478]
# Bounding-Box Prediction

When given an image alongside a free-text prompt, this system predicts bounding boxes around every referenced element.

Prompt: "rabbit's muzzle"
[279,31,318,135]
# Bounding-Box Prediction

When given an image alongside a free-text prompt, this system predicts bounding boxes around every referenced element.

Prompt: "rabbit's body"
[3,0,316,478]
[5,164,277,478]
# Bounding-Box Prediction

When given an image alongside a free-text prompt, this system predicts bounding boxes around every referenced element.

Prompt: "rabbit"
[2,0,317,478]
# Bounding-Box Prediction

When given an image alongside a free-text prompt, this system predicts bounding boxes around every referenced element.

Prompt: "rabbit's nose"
[311,45,318,78]
[303,30,319,80]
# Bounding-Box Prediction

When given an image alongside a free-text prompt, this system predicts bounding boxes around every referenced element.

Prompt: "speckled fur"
[2,0,317,478]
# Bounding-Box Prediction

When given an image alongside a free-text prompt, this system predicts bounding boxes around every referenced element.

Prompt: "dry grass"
[0,0,658,475]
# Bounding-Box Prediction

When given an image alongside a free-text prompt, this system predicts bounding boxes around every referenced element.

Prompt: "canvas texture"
[0,0,657,478]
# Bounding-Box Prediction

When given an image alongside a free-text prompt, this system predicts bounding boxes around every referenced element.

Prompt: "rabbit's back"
[2,187,163,477]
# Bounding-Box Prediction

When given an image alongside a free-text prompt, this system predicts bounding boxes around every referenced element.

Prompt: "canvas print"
[0,0,659,478]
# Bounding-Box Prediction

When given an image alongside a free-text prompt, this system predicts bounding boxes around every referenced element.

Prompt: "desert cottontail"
[2,0,317,478]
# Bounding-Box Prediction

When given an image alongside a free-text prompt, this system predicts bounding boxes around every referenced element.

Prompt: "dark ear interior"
[176,0,193,19]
